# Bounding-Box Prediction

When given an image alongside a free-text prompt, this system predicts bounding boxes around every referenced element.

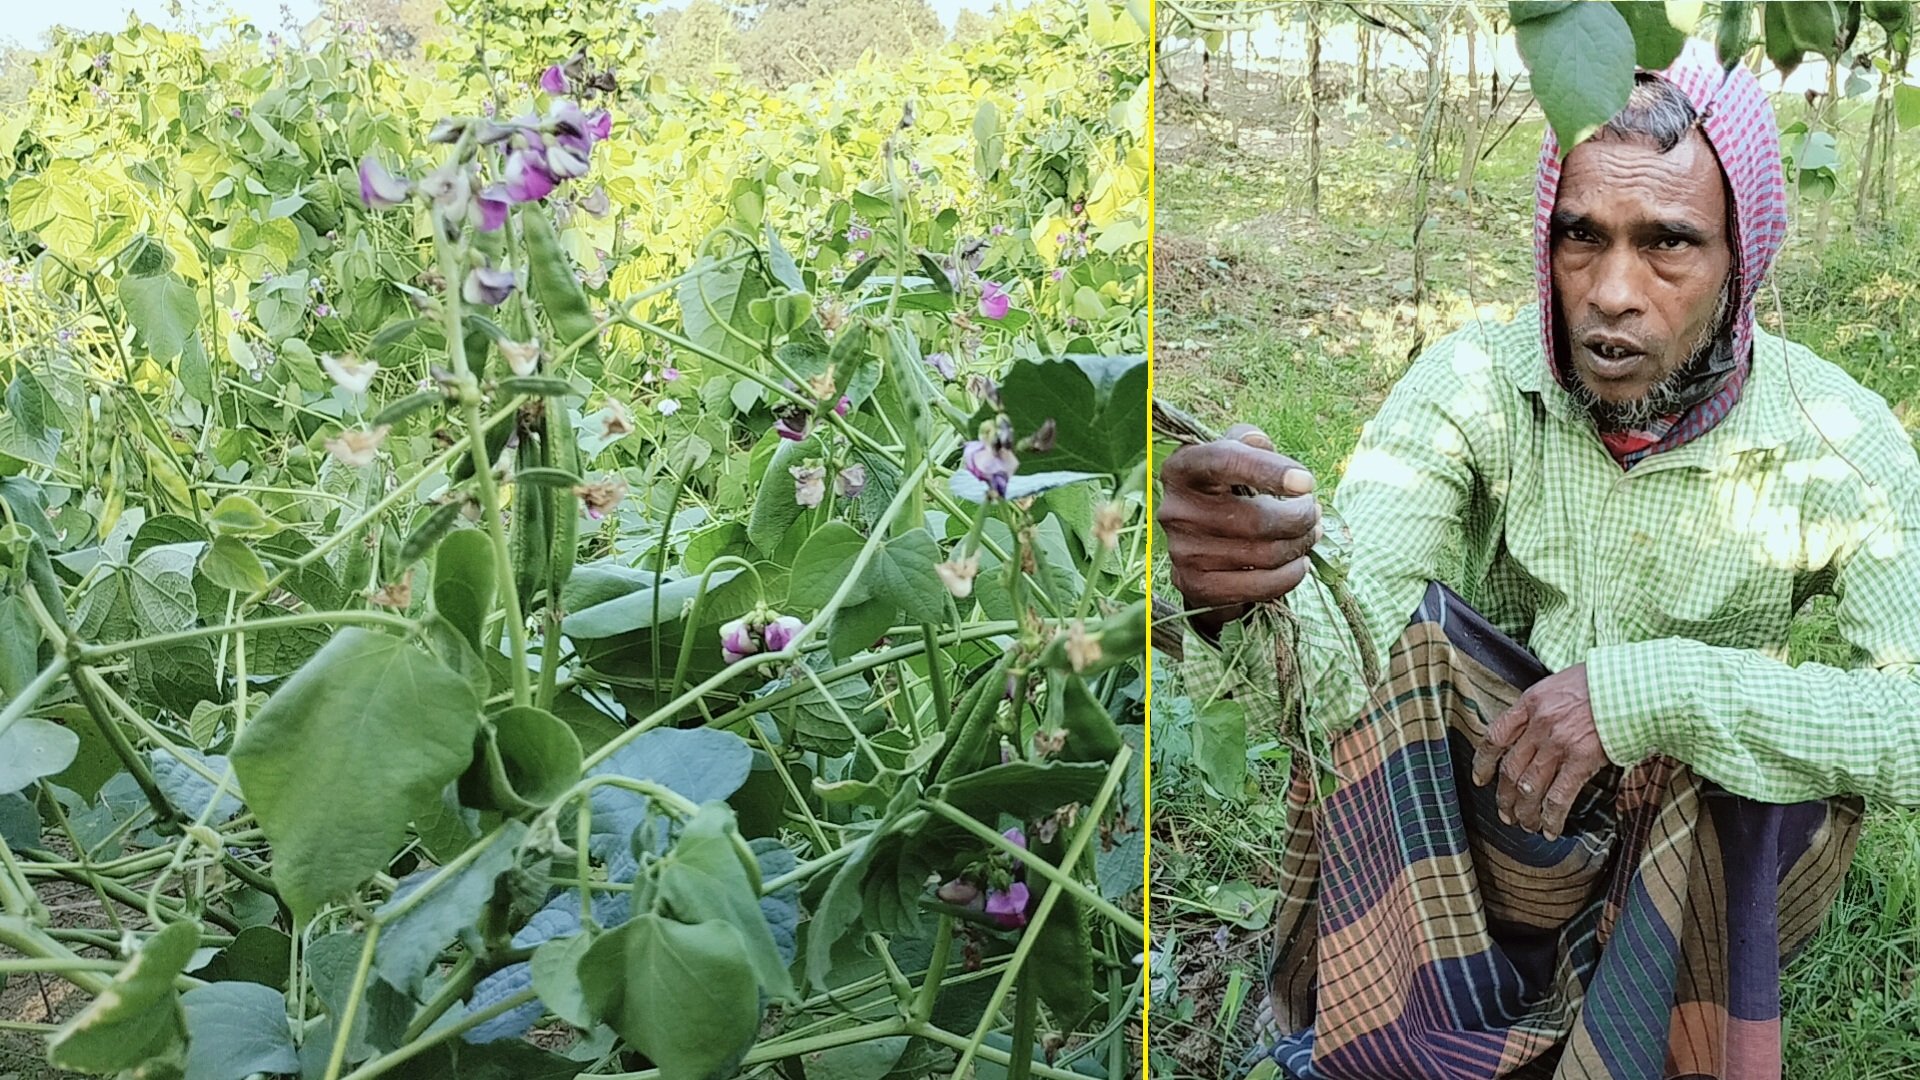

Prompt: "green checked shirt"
[1182,310,1920,807]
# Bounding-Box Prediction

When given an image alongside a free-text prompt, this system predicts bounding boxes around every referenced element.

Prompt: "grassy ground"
[1149,56,1920,1079]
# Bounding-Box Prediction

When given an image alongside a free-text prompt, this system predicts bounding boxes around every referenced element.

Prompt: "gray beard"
[1566,279,1734,432]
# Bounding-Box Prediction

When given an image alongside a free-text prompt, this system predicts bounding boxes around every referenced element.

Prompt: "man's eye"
[1565,228,1598,244]
[1652,236,1690,251]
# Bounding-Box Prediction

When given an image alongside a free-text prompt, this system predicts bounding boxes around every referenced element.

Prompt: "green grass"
[1151,73,1920,1080]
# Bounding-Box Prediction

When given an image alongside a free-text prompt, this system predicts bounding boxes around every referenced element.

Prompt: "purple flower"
[1003,826,1027,850]
[314,304,332,318]
[358,156,412,209]
[545,142,591,181]
[990,224,1007,236]
[835,463,867,500]
[504,148,557,204]
[763,615,804,653]
[472,185,510,232]
[963,439,1019,499]
[979,281,1010,320]
[834,396,851,417]
[588,109,612,141]
[985,882,1031,928]
[540,64,569,95]
[1050,268,1065,282]
[462,266,516,307]
[229,106,243,119]
[720,617,759,664]
[661,366,681,382]
[924,352,955,380]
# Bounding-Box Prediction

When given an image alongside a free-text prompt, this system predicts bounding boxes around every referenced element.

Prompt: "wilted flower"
[936,555,979,598]
[321,353,379,395]
[963,439,1019,500]
[501,339,541,377]
[936,878,980,905]
[540,64,569,95]
[763,614,804,653]
[573,476,628,520]
[579,185,611,217]
[657,398,680,416]
[835,463,867,499]
[774,407,810,442]
[323,425,389,467]
[923,352,956,380]
[367,570,414,610]
[1065,620,1100,673]
[1094,501,1125,551]
[599,401,634,440]
[985,882,1030,928]
[358,155,412,209]
[719,617,759,664]
[462,265,516,307]
[979,281,1011,320]
[792,464,826,509]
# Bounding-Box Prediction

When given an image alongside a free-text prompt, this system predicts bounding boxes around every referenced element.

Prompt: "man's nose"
[1586,248,1648,320]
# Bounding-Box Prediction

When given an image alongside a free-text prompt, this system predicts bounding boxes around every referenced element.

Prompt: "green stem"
[400,955,477,1044]
[436,239,531,707]
[600,1019,909,1080]
[0,654,69,742]
[335,987,539,1080]
[322,922,381,1080]
[908,1022,1098,1080]
[651,470,689,685]
[76,610,415,664]
[910,914,956,1022]
[1008,973,1039,1080]
[944,745,1134,1080]
[923,799,1143,940]
[921,623,952,741]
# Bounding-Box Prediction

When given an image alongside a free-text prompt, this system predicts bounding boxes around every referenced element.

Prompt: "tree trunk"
[1202,40,1211,106]
[1412,36,1445,306]
[1357,24,1371,103]
[1880,38,1911,225]
[1456,23,1483,200]
[1813,60,1839,249]
[1306,1,1322,215]
[1854,69,1887,231]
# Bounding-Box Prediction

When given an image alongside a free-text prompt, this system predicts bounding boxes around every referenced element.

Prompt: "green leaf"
[764,223,807,293]
[577,914,762,1080]
[560,566,744,639]
[0,717,79,795]
[181,982,299,1080]
[746,437,810,554]
[1895,83,1920,130]
[678,264,767,369]
[993,355,1146,476]
[788,522,875,610]
[433,528,497,655]
[374,821,527,995]
[810,1037,911,1080]
[1512,0,1636,147]
[1611,1,1687,68]
[209,494,275,537]
[231,628,484,922]
[828,595,899,660]
[118,270,201,362]
[459,706,582,813]
[1780,0,1843,57]
[1029,893,1096,1028]
[1193,699,1247,797]
[788,524,946,624]
[131,513,211,560]
[200,535,269,593]
[933,760,1109,819]
[529,932,596,1028]
[48,919,197,1074]
[656,803,794,999]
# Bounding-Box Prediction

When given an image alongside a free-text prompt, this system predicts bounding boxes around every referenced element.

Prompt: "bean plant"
[0,4,1150,1077]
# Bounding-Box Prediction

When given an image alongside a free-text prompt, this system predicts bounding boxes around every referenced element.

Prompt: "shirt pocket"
[1622,456,1797,649]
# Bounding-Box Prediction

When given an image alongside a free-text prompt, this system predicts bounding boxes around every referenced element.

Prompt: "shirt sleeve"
[1587,408,1920,807]
[1180,335,1492,739]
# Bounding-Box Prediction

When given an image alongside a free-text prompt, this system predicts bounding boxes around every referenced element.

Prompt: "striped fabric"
[1253,583,1862,1079]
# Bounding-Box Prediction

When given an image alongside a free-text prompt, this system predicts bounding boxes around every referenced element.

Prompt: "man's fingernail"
[1498,811,1513,825]
[1282,470,1316,495]
[1544,830,1559,841]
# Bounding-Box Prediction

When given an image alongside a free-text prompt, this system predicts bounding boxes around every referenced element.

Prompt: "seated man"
[1157,41,1920,1080]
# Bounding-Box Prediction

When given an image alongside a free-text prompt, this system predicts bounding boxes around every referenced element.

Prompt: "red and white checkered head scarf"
[1531,38,1788,465]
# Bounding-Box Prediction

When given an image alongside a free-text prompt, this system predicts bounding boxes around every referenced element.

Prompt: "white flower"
[323,425,390,467]
[791,464,826,509]
[500,339,541,377]
[936,555,979,598]
[657,398,681,416]
[322,353,378,395]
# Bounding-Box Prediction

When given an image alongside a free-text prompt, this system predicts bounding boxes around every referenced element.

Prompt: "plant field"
[0,1,1151,1077]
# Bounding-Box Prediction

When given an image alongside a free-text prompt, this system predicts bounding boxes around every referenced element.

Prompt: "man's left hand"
[1470,664,1610,840]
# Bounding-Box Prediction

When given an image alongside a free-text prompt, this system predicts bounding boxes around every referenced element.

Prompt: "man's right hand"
[1156,425,1322,638]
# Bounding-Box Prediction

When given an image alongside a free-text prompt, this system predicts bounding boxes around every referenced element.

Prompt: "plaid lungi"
[1258,582,1863,1079]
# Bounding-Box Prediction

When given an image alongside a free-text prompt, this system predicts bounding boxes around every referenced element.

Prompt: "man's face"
[1551,128,1733,411]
